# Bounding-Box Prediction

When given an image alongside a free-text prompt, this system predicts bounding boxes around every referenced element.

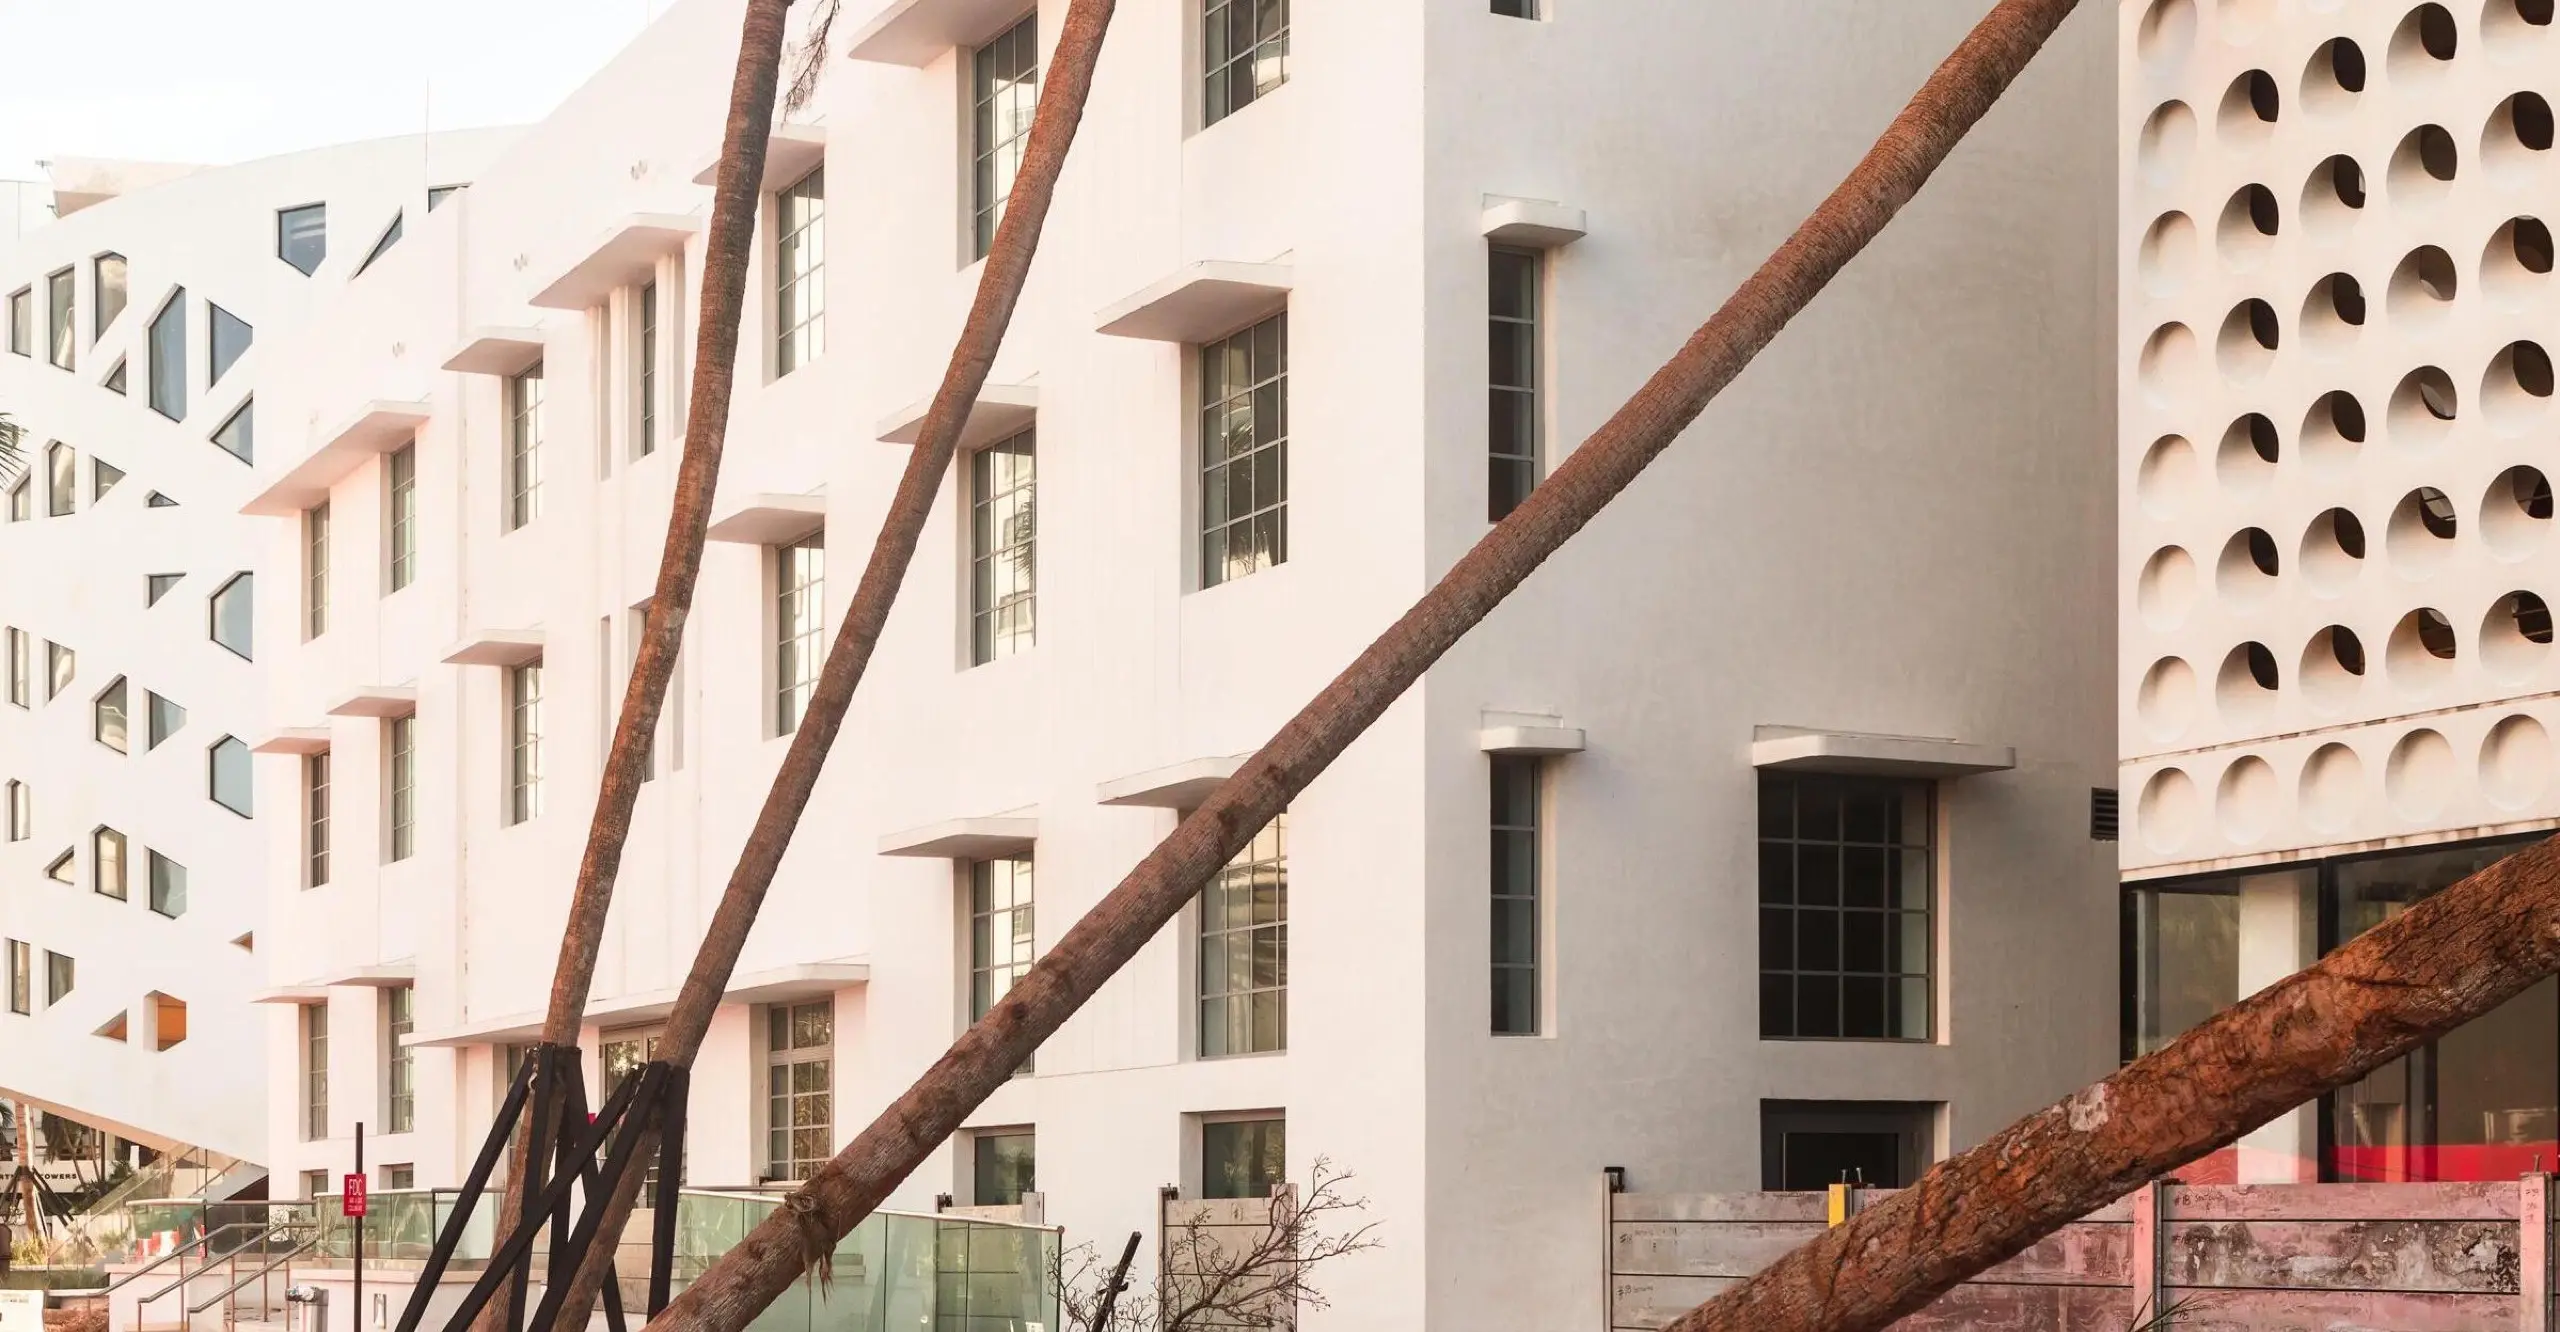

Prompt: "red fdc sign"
[342,1174,368,1218]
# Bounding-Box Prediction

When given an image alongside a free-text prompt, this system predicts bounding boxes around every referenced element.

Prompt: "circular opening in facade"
[2138,658,2199,742]
[2217,412,2279,493]
[2484,339,2555,432]
[2217,297,2280,380]
[2138,434,2204,518]
[2389,366,2459,447]
[2219,69,2281,146]
[2304,37,2367,112]
[2219,183,2281,267]
[2483,464,2552,557]
[2218,641,2282,719]
[2218,527,2282,603]
[2302,389,2367,471]
[2302,506,2368,593]
[2487,0,2555,52]
[2302,155,2366,235]
[2140,546,2201,628]
[2486,92,2557,182]
[2301,741,2366,831]
[2139,324,2204,405]
[2486,217,2554,308]
[2140,102,2199,189]
[2481,714,2552,810]
[2387,245,2457,323]
[2387,728,2458,818]
[2387,485,2460,573]
[2483,590,2555,680]
[2390,3,2461,80]
[2302,624,2368,710]
[2139,212,2199,297]
[2138,766,2201,852]
[2139,0,2200,62]
[2387,608,2460,692]
[2389,124,2460,205]
[2301,271,2366,352]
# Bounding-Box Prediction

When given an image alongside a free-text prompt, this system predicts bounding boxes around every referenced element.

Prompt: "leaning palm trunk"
[477,2,794,1329]
[652,0,2084,1327]
[541,0,1125,1325]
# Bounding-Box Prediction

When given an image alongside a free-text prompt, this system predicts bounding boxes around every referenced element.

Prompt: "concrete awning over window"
[327,685,418,719]
[240,400,429,517]
[1478,725,1586,757]
[1749,727,2016,779]
[1481,198,1589,249]
[1097,755,1248,809]
[403,960,870,1047]
[689,123,828,188]
[878,816,1039,859]
[1096,262,1292,343]
[442,628,545,668]
[442,327,546,376]
[847,0,1030,65]
[528,213,702,312]
[250,727,331,756]
[875,383,1037,450]
[707,492,827,546]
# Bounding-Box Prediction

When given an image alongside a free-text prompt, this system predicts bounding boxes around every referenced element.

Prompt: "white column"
[2234,869,2318,1182]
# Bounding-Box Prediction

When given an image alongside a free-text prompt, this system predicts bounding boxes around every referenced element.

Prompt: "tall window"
[6,477,25,521]
[1488,247,1542,520]
[775,167,826,375]
[1490,756,1541,1035]
[385,986,416,1134]
[278,204,327,276]
[1758,773,1935,1041]
[4,628,23,707]
[973,1131,1036,1206]
[93,827,127,901]
[970,858,1036,1076]
[970,432,1036,664]
[638,281,660,456]
[46,642,73,701]
[775,535,825,735]
[148,289,186,421]
[304,1004,330,1140]
[46,268,73,370]
[601,1028,673,1190]
[210,737,253,817]
[6,288,26,356]
[1199,314,1288,588]
[46,443,73,517]
[1201,1116,1285,1199]
[209,304,253,383]
[211,572,254,660]
[765,999,833,1181]
[387,716,417,863]
[44,953,72,1006]
[148,692,185,748]
[94,677,128,753]
[1204,0,1289,126]
[1199,814,1287,1057]
[305,752,332,888]
[4,780,25,841]
[508,662,545,824]
[93,254,126,336]
[387,445,418,591]
[305,501,331,639]
[148,851,187,918]
[6,942,28,1016]
[972,14,1039,260]
[507,364,545,530]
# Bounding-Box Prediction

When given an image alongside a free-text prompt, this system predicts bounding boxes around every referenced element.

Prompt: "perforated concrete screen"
[2122,0,2560,872]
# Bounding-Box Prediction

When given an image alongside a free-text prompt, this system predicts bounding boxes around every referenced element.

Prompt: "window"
[211,572,254,660]
[148,692,185,748]
[1199,315,1288,588]
[146,573,183,607]
[302,1171,327,1200]
[43,852,71,886]
[1493,0,1537,17]
[92,827,126,901]
[353,213,403,277]
[5,943,27,1016]
[508,662,544,824]
[1204,0,1289,126]
[970,858,1035,1075]
[775,167,826,375]
[4,628,24,707]
[148,289,186,421]
[92,458,123,501]
[46,268,73,370]
[6,477,25,522]
[145,489,173,507]
[46,443,73,517]
[3,780,24,841]
[45,642,73,701]
[970,432,1036,664]
[212,398,254,463]
[1199,814,1286,1057]
[279,204,327,276]
[972,14,1039,260]
[385,986,415,1133]
[638,282,659,457]
[1758,773,1935,1041]
[386,445,417,591]
[305,752,332,887]
[210,736,252,817]
[1762,1101,1935,1190]
[506,363,544,530]
[94,254,126,336]
[6,288,26,355]
[427,185,464,211]
[94,677,127,753]
[1488,247,1542,520]
[1490,755,1541,1035]
[973,1130,1036,1206]
[1201,1116,1284,1199]
[387,716,416,863]
[385,1164,416,1190]
[148,851,186,919]
[764,999,833,1181]
[301,502,332,638]
[104,361,126,395]
[775,535,825,734]
[44,953,72,1006]
[209,304,252,384]
[602,1027,673,1190]
[304,1004,330,1140]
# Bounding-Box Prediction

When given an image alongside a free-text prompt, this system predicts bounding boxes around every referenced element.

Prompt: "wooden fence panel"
[2165,1217,2519,1293]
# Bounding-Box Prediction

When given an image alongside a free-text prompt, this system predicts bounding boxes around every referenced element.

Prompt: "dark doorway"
[1761,1100,1937,1190]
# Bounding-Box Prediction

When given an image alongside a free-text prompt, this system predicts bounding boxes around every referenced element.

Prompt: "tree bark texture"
[650,0,2084,1326]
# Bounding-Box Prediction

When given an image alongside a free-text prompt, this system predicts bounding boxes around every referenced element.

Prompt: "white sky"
[0,0,680,182]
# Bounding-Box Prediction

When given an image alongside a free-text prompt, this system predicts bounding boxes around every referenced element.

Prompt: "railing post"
[2522,1173,2552,1332]
[2130,1180,2170,1324]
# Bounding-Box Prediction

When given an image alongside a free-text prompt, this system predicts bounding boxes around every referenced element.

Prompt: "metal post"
[354,1121,365,1332]
[646,1067,687,1317]
[2524,1173,2554,1332]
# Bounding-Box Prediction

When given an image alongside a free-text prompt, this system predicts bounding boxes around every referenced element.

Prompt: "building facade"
[2120,0,2560,1184]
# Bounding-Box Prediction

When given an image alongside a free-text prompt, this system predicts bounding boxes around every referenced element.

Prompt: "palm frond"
[0,413,25,490]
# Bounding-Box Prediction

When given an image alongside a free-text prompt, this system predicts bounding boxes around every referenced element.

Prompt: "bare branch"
[783,0,841,115]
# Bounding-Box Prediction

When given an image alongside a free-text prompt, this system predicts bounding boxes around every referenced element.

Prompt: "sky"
[0,0,680,183]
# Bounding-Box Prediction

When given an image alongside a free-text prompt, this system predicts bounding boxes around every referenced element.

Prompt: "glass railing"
[311,1190,490,1264]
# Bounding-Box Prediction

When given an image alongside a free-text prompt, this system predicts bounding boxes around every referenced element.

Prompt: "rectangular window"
[385,1164,416,1190]
[765,999,834,1181]
[775,535,825,735]
[47,443,74,517]
[971,14,1039,260]
[1199,815,1286,1058]
[1488,246,1542,520]
[387,716,417,863]
[385,986,416,1134]
[306,752,332,887]
[970,431,1036,664]
[305,1004,330,1140]
[1198,313,1288,588]
[3,629,23,707]
[638,281,659,457]
[305,501,331,639]
[775,168,826,376]
[386,445,417,592]
[624,605,657,781]
[148,289,186,421]
[1204,0,1289,126]
[972,1130,1036,1206]
[46,268,73,371]
[1201,1116,1284,1199]
[44,952,72,1005]
[1758,773,1934,1042]
[509,662,545,824]
[302,1171,327,1200]
[5,942,28,1015]
[93,827,126,901]
[4,780,25,841]
[1762,1101,1935,1190]
[507,364,544,531]
[602,1028,673,1190]
[1491,755,1541,1035]
[970,858,1036,1076]
[1493,0,1538,16]
[94,254,126,336]
[6,288,27,356]
[148,851,186,918]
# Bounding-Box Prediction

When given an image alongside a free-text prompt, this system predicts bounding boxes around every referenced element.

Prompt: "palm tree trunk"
[477,2,794,1328]
[651,0,2084,1326]
[540,0,1124,1325]
[1660,834,2560,1331]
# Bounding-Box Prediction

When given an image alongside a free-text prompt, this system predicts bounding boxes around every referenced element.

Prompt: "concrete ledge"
[1096,262,1291,342]
[1097,755,1246,809]
[240,400,430,517]
[441,629,545,668]
[442,327,546,375]
[877,817,1038,859]
[707,492,827,545]
[250,728,331,756]
[1478,726,1586,757]
[1481,198,1589,249]
[1749,727,2016,779]
[327,686,418,719]
[847,0,1030,65]
[529,213,702,311]
[875,383,1037,450]
[407,959,869,1047]
[689,123,828,188]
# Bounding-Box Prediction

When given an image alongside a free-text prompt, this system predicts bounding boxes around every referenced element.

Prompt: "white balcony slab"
[707,492,828,545]
[442,326,547,375]
[689,123,829,188]
[251,985,332,1006]
[407,960,870,1046]
[314,960,417,988]
[327,685,419,719]
[1478,726,1587,757]
[848,0,1031,65]
[1481,198,1589,248]
[1097,755,1247,809]
[1749,727,2016,779]
[240,400,430,517]
[878,817,1039,859]
[1095,262,1292,342]
[441,628,546,668]
[874,383,1038,450]
[529,213,702,311]
[250,728,331,756]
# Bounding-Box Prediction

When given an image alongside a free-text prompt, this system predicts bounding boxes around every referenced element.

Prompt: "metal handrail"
[138,1219,314,1304]
[187,1235,318,1315]
[102,1221,269,1294]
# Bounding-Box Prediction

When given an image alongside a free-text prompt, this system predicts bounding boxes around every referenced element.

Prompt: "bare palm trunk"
[651,0,2084,1326]
[478,2,794,1328]
[542,1,1124,1325]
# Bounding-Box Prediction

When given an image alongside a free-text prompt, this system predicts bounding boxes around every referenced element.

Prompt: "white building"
[25,0,2114,1323]
[2120,0,2560,1185]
